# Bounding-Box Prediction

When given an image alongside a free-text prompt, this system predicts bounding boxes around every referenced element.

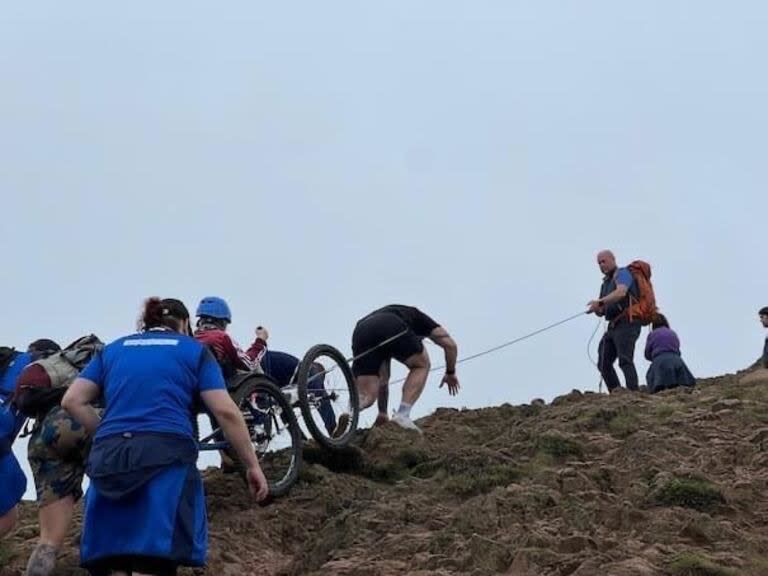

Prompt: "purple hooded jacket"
[644,327,681,361]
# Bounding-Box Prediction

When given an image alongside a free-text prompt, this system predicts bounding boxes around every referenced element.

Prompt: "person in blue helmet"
[62,298,269,576]
[193,296,265,377]
[0,339,60,540]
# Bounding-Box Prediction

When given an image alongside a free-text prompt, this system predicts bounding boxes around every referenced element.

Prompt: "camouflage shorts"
[28,406,95,506]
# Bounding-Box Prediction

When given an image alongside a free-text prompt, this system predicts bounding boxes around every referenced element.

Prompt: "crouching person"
[62,297,269,576]
[644,314,695,394]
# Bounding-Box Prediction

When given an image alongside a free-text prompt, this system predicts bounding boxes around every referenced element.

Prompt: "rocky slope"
[3,367,768,576]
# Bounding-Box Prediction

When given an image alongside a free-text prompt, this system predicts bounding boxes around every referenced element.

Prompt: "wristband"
[446,369,456,375]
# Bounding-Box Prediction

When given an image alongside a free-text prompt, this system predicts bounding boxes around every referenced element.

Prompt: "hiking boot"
[332,412,350,438]
[374,413,389,427]
[391,412,422,434]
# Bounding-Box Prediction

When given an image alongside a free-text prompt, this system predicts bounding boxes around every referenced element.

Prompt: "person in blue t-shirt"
[62,298,268,576]
[587,250,643,392]
[0,339,60,540]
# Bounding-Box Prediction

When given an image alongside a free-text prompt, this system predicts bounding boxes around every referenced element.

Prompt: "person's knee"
[405,350,430,372]
[618,356,635,369]
[359,393,376,409]
[356,377,378,409]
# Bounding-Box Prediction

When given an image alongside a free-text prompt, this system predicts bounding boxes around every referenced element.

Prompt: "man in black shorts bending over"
[352,304,459,433]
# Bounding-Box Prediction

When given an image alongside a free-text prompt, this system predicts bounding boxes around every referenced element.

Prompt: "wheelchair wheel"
[296,344,359,451]
[226,374,302,497]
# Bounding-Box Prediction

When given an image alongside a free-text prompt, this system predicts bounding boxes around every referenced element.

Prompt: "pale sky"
[2,2,766,497]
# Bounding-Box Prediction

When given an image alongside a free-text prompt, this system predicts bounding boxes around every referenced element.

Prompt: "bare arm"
[201,389,260,468]
[61,378,102,435]
[428,326,460,395]
[201,389,269,500]
[599,283,629,306]
[588,283,629,313]
[428,327,458,373]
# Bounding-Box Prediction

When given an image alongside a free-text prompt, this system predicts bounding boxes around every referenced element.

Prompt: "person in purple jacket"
[644,313,695,393]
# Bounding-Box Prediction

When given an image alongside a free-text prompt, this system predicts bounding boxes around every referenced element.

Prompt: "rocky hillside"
[3,368,768,576]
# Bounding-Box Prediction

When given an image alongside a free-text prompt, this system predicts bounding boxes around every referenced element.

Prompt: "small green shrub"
[668,552,737,576]
[443,464,522,496]
[536,434,584,459]
[654,477,725,511]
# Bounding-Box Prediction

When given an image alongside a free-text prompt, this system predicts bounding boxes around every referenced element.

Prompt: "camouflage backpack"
[19,334,104,394]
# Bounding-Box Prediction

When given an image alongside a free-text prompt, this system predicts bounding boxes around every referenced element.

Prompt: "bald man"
[587,250,642,392]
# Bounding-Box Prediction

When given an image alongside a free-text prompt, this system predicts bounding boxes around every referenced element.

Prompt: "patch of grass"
[561,497,593,531]
[668,552,737,576]
[443,464,522,496]
[364,447,431,483]
[298,465,325,485]
[591,467,614,493]
[654,477,725,512]
[0,541,18,567]
[393,447,430,469]
[536,434,584,459]
[655,405,676,419]
[607,412,641,438]
[745,556,768,576]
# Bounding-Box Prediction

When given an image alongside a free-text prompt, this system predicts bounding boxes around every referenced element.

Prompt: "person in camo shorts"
[14,336,102,576]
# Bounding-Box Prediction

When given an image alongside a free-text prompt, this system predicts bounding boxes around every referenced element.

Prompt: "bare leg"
[376,360,390,425]
[0,506,18,539]
[400,349,430,407]
[26,496,75,576]
[356,375,380,411]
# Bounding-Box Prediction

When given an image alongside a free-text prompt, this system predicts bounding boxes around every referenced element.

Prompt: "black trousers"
[598,320,642,391]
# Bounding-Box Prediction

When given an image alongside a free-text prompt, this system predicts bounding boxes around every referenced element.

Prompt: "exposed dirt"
[3,367,768,575]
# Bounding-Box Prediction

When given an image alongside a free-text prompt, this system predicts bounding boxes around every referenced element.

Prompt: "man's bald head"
[597,250,617,275]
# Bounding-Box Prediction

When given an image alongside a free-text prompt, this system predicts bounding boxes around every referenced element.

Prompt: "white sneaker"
[391,412,422,434]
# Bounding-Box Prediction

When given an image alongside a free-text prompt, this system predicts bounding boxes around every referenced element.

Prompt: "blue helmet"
[196,296,232,323]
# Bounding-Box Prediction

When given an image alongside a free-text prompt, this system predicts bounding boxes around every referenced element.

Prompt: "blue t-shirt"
[0,352,31,398]
[80,330,226,441]
[600,267,636,321]
[0,352,32,447]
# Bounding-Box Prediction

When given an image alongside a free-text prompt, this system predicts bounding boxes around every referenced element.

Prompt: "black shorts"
[351,313,424,376]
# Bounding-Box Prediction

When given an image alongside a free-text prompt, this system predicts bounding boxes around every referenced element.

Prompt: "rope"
[303,329,410,385]
[388,310,588,385]
[586,317,605,392]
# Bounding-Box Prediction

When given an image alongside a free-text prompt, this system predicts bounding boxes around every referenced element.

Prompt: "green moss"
[536,434,584,459]
[607,412,641,438]
[668,552,737,576]
[655,477,725,511]
[443,464,522,496]
[0,541,17,567]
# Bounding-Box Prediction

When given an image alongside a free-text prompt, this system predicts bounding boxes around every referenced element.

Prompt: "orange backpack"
[625,260,657,325]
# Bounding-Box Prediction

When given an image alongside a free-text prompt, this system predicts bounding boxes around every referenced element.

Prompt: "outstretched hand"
[586,300,603,315]
[440,373,460,396]
[246,464,269,502]
[255,326,269,341]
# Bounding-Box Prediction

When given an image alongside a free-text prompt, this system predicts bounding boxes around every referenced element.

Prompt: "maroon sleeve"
[246,338,268,364]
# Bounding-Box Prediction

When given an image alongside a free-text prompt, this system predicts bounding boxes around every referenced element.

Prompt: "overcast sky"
[2,2,766,497]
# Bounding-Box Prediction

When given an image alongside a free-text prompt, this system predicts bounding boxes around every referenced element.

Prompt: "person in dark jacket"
[759,306,768,369]
[644,313,695,393]
[587,250,642,392]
